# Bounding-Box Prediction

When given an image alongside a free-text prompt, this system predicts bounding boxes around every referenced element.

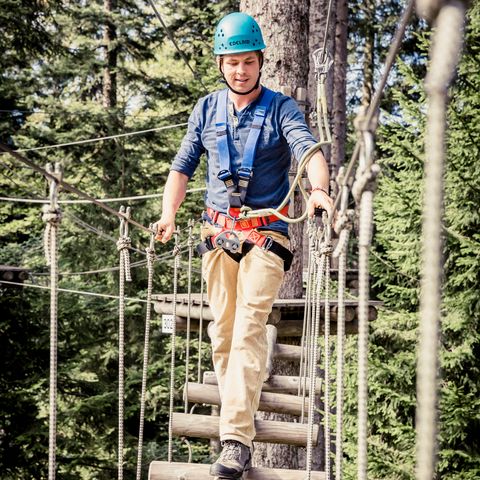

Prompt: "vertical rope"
[300,220,316,421]
[117,206,132,480]
[184,219,194,412]
[168,232,180,462]
[356,129,376,480]
[43,163,62,480]
[415,4,466,480]
[303,227,321,421]
[306,232,332,479]
[197,275,205,383]
[334,228,350,480]
[324,248,332,480]
[135,229,156,480]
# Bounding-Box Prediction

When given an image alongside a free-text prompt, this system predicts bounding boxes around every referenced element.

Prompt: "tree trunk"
[241,0,310,301]
[360,0,375,109]
[240,0,328,472]
[331,0,348,177]
[103,0,117,109]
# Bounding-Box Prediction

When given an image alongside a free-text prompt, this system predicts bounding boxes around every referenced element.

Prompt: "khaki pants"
[201,224,289,448]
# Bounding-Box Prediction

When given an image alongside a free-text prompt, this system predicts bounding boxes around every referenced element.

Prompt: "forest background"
[0,0,479,479]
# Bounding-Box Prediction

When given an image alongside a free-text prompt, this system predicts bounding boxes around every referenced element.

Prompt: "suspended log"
[173,313,374,336]
[275,343,303,362]
[171,413,319,446]
[185,382,309,417]
[203,371,322,395]
[154,298,281,324]
[149,462,326,480]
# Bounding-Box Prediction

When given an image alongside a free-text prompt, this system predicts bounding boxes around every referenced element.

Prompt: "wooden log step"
[185,382,310,417]
[171,413,319,446]
[275,343,303,362]
[203,371,322,395]
[149,462,325,480]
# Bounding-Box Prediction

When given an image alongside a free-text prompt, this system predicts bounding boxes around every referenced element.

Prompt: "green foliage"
[343,5,480,479]
[0,0,235,477]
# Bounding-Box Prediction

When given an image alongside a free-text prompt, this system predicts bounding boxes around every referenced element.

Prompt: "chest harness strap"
[215,87,277,209]
[198,87,293,271]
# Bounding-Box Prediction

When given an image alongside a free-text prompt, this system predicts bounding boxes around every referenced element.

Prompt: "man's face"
[220,52,261,93]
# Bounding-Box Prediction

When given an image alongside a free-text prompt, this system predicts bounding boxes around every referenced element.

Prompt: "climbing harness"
[215,87,277,210]
[117,206,132,480]
[196,205,294,270]
[43,163,62,480]
[135,227,156,480]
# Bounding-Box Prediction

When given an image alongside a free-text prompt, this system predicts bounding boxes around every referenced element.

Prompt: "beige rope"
[197,275,205,383]
[184,219,195,412]
[332,181,352,480]
[117,206,132,480]
[355,130,377,480]
[415,3,467,480]
[168,232,181,462]
[323,245,332,480]
[135,229,156,480]
[43,163,62,480]
[299,220,317,422]
[306,229,333,479]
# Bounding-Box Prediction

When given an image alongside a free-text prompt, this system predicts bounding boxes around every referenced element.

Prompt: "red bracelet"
[311,187,329,195]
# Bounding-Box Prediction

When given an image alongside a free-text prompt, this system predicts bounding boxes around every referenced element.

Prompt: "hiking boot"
[210,440,252,479]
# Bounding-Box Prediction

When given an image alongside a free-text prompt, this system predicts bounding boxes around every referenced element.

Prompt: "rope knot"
[42,206,62,226]
[116,237,131,252]
[352,164,381,203]
[320,244,334,256]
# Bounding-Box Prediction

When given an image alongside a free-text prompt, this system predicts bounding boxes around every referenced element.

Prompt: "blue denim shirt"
[171,86,318,235]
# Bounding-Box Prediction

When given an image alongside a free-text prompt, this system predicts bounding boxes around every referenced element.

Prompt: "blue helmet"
[214,12,266,55]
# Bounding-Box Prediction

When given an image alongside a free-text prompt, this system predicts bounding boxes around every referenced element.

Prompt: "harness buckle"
[218,169,233,182]
[262,235,274,251]
[237,167,253,180]
[215,230,241,253]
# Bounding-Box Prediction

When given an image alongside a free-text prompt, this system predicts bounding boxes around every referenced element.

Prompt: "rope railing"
[0,143,154,235]
[43,163,62,480]
[415,3,468,480]
[0,187,206,204]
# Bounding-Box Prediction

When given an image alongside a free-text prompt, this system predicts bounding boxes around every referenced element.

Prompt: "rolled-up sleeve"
[171,100,205,178]
[279,97,318,161]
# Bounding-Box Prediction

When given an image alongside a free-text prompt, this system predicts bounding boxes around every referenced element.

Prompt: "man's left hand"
[307,189,335,220]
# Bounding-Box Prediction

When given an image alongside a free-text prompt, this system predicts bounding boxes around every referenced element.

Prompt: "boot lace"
[220,441,242,462]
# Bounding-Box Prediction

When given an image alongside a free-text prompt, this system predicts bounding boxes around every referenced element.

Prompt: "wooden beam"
[149,462,326,480]
[171,413,318,446]
[186,382,309,417]
[275,343,303,362]
[203,371,322,395]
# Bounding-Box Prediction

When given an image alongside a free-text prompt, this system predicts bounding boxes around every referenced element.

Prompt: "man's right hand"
[154,215,176,243]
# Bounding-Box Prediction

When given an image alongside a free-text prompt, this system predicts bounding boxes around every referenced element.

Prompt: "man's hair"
[217,51,264,71]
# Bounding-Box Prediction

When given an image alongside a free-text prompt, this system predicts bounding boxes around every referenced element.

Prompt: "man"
[155,12,333,479]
